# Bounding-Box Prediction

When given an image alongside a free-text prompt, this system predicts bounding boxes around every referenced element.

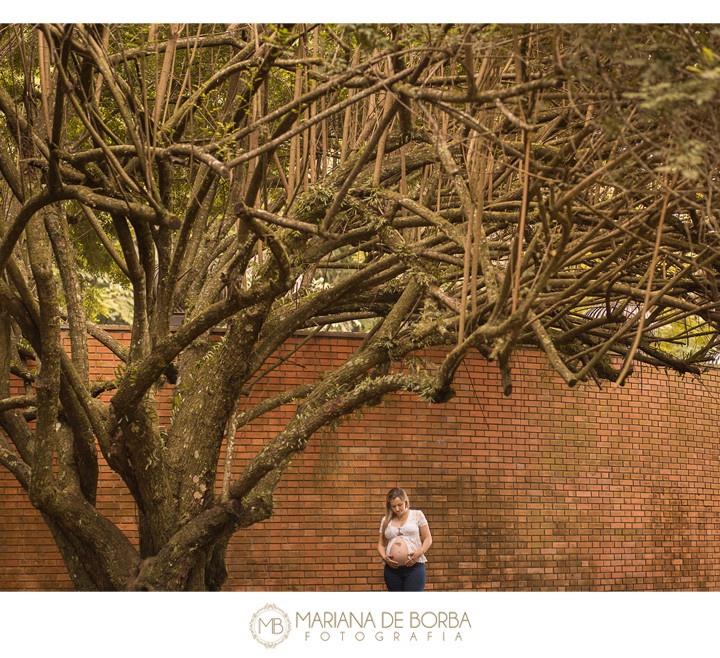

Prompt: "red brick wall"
[2,329,720,591]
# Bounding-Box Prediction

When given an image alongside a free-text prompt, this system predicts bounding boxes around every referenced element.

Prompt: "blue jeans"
[383,563,426,591]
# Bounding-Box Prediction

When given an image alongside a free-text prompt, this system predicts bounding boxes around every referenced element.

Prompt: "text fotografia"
[296,610,471,643]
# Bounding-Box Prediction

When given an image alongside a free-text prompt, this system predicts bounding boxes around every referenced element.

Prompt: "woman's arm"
[406,524,432,567]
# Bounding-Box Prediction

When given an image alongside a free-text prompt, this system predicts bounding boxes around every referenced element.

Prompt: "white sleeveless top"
[380,509,429,564]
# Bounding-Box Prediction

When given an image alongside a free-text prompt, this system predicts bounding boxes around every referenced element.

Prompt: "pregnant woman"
[377,487,433,591]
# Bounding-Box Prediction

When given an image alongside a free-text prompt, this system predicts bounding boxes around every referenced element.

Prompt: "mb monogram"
[250,604,292,648]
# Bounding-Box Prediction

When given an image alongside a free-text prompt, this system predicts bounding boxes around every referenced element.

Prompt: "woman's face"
[390,497,407,516]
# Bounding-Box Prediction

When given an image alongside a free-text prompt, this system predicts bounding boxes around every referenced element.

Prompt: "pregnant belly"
[387,538,410,566]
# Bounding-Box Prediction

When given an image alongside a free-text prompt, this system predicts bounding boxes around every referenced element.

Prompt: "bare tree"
[1,23,720,590]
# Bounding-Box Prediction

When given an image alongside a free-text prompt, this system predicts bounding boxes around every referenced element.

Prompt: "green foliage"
[651,315,713,360]
[349,25,395,52]
[70,215,126,283]
[86,276,134,325]
[655,140,707,181]
[626,42,720,109]
[69,219,133,324]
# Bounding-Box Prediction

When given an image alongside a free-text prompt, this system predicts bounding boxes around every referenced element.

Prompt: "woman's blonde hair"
[380,487,410,540]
